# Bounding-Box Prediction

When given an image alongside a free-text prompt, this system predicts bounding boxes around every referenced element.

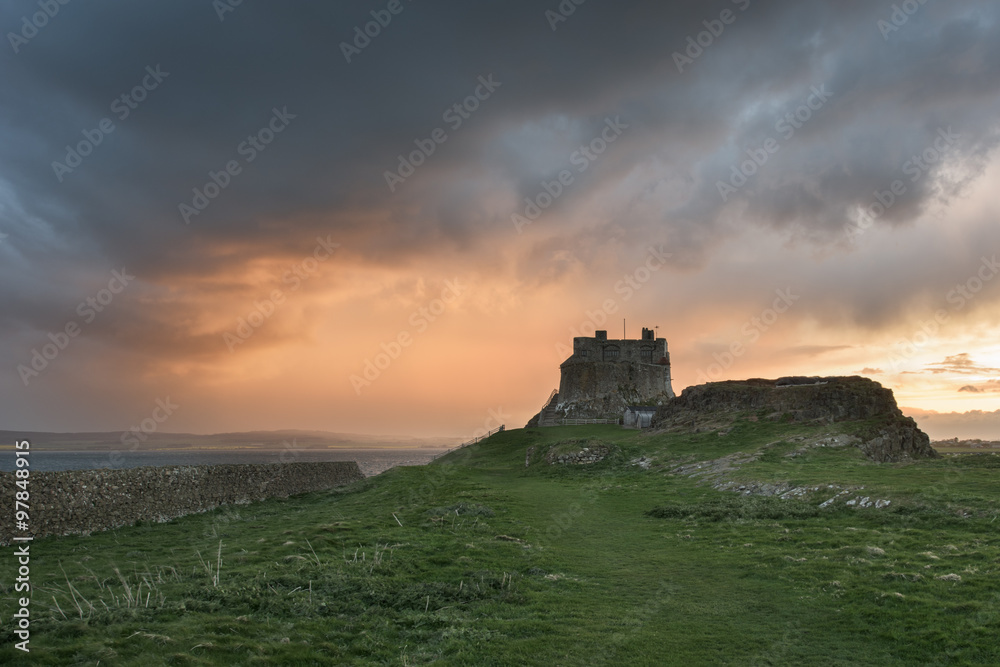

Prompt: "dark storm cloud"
[0,1,725,277]
[672,4,1000,248]
[1,0,1000,364]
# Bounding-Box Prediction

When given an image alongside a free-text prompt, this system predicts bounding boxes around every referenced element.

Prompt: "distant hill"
[0,429,458,451]
[904,407,1000,441]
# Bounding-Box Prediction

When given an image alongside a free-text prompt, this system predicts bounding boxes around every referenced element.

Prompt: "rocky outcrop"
[0,461,364,545]
[545,444,610,465]
[652,376,937,462]
[856,416,937,463]
[653,376,901,423]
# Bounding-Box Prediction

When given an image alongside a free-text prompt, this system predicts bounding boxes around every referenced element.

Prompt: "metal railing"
[542,388,558,407]
[432,425,505,460]
[460,424,505,447]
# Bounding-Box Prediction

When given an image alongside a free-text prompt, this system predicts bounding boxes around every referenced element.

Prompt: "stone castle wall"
[526,328,675,425]
[568,331,668,364]
[557,359,674,419]
[0,461,364,545]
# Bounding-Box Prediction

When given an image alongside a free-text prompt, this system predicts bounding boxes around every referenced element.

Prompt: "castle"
[528,328,675,426]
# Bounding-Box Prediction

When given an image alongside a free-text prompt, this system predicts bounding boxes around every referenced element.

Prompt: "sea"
[0,448,447,478]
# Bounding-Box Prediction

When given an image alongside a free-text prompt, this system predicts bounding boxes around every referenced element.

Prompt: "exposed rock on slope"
[856,417,938,463]
[651,376,938,462]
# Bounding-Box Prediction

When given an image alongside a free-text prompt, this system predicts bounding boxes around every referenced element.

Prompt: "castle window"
[603,346,620,361]
[578,349,588,358]
[640,347,654,363]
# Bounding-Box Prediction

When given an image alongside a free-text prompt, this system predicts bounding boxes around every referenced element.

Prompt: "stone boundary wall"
[0,462,364,545]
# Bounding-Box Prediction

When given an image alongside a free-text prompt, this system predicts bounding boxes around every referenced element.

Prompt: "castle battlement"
[563,328,671,367]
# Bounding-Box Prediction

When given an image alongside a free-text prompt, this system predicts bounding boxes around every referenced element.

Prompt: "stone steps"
[538,391,561,427]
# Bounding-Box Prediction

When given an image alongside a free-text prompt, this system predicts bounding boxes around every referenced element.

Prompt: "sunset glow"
[3,2,1000,440]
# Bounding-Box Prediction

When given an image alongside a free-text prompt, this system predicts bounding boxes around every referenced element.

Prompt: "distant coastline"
[0,444,452,451]
[0,428,461,451]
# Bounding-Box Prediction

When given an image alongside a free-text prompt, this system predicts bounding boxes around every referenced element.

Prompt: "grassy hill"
[3,419,1000,665]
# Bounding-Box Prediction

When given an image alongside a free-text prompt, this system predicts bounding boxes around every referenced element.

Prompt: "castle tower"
[553,328,674,420]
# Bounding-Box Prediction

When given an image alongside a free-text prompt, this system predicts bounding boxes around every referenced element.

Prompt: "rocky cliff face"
[651,376,938,462]
[856,417,938,463]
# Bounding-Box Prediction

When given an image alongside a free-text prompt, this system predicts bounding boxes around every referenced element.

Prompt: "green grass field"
[3,421,1000,665]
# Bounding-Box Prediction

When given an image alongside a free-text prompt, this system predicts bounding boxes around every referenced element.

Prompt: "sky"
[2,0,1000,440]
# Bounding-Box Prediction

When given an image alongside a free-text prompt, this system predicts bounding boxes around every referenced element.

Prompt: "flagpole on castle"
[623,319,626,340]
